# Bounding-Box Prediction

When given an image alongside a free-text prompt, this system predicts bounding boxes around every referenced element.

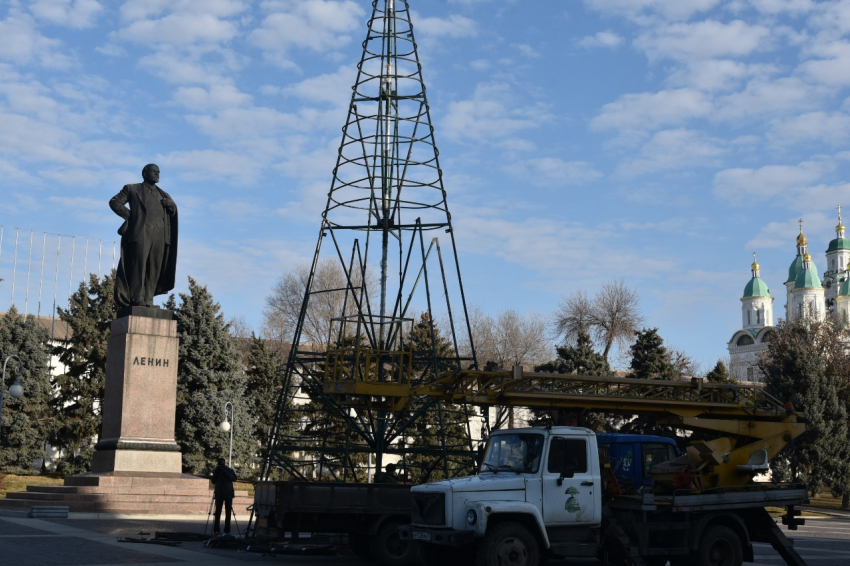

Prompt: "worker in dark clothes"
[212,457,237,536]
[375,462,399,484]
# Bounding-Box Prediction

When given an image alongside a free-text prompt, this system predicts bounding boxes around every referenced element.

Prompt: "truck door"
[542,436,597,525]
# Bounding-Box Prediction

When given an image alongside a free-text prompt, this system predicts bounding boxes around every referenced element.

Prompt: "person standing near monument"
[109,163,178,311]
[212,457,237,536]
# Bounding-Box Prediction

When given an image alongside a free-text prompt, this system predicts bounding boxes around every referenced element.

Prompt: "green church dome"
[786,254,804,283]
[743,277,771,298]
[794,262,822,290]
[826,238,850,253]
[839,278,850,297]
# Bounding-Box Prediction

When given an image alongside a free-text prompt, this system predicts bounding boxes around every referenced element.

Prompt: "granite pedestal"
[91,310,181,473]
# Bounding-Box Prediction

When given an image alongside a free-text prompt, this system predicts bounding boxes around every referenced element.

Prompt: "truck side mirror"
[556,459,578,486]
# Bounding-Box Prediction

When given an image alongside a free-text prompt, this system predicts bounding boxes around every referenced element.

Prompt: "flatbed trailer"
[604,484,809,566]
[252,481,416,565]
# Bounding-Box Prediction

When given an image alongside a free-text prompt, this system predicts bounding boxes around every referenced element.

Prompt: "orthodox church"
[728,207,850,382]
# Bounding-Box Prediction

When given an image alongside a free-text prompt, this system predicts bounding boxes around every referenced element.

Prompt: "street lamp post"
[0,355,24,445]
[220,402,234,467]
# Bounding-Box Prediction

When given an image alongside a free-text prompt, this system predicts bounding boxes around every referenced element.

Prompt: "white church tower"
[728,254,774,382]
[791,250,826,321]
[741,253,773,330]
[824,204,850,311]
[785,220,811,321]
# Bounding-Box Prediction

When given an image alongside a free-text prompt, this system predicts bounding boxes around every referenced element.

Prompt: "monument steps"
[0,487,253,514]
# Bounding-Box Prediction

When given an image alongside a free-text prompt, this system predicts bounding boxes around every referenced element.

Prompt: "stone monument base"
[0,471,253,515]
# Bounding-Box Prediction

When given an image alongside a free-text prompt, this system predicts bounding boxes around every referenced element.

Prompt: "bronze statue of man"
[110,164,178,310]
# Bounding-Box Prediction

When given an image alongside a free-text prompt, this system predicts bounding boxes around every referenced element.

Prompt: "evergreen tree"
[174,277,254,478]
[535,330,612,376]
[0,308,52,474]
[629,328,676,380]
[621,328,681,435]
[705,360,734,384]
[245,335,284,462]
[531,330,612,430]
[404,313,474,483]
[52,273,115,474]
[759,319,850,498]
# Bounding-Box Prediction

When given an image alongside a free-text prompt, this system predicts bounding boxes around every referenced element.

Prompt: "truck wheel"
[694,526,742,566]
[348,532,373,561]
[371,520,417,566]
[477,522,540,566]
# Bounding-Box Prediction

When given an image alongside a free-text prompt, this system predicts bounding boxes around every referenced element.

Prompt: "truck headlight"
[466,509,477,525]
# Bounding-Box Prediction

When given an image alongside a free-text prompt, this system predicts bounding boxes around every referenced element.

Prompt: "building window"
[757,309,762,324]
[746,367,754,381]
[747,310,751,325]
[737,335,754,346]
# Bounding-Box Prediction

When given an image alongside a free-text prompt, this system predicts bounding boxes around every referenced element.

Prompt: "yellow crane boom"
[324,358,805,489]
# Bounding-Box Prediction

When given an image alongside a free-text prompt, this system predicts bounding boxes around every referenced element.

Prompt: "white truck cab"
[401,427,602,556]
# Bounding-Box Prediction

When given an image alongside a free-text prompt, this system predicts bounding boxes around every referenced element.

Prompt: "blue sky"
[1,0,849,370]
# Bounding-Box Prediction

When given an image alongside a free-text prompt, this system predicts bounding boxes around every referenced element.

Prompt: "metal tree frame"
[260,0,479,483]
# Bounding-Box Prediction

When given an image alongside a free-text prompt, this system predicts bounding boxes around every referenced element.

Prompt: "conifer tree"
[0,308,52,474]
[759,319,850,499]
[174,277,254,478]
[52,273,115,473]
[245,335,284,461]
[404,313,474,483]
[629,328,676,380]
[535,330,612,376]
[532,330,612,430]
[705,360,733,384]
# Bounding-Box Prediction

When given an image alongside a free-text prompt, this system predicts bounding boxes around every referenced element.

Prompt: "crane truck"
[325,364,810,566]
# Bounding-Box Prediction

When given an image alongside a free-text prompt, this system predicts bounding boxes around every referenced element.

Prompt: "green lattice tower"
[261,0,479,484]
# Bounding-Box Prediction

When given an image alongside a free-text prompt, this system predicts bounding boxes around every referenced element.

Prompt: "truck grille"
[411,492,445,526]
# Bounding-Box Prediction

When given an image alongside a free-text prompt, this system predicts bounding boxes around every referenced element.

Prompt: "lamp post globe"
[9,382,23,398]
[220,420,231,433]
[1,355,24,445]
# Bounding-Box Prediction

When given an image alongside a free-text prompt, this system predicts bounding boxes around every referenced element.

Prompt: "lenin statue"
[110,164,178,310]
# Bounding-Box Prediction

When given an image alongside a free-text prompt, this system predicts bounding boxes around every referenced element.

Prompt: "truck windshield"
[480,433,545,474]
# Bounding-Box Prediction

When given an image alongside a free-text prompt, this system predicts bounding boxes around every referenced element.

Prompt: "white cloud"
[29,0,103,28]
[667,60,777,92]
[502,158,603,186]
[591,88,712,131]
[0,11,74,68]
[413,13,478,39]
[249,0,364,67]
[161,149,263,183]
[798,40,850,87]
[282,65,357,107]
[577,30,624,49]
[714,76,823,121]
[173,83,253,110]
[767,111,850,147]
[634,20,770,62]
[749,0,814,14]
[119,12,240,46]
[514,44,540,58]
[441,82,551,143]
[617,129,725,176]
[582,0,722,23]
[119,0,247,23]
[713,160,832,204]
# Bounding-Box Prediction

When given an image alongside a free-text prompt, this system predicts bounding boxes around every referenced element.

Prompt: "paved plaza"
[1,512,849,566]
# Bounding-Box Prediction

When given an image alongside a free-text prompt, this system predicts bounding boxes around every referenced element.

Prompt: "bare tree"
[465,306,550,430]
[262,259,372,346]
[553,288,594,345]
[554,279,644,361]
